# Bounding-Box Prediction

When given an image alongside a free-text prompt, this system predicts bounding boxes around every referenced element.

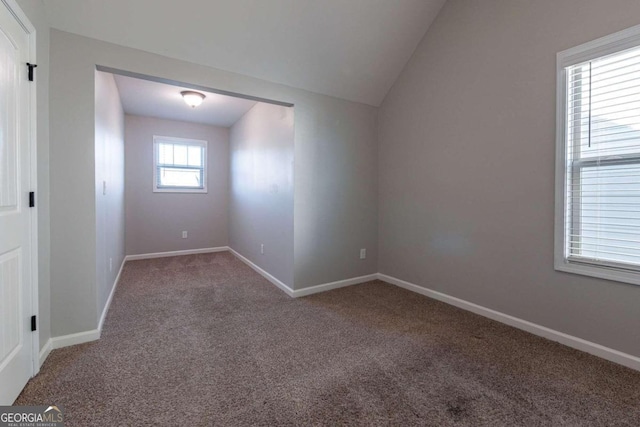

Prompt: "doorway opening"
[93,68,295,328]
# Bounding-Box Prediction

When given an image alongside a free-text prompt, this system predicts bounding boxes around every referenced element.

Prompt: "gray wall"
[48,29,378,335]
[229,103,294,288]
[50,39,101,335]
[125,115,229,255]
[18,0,639,359]
[16,0,51,352]
[294,96,378,289]
[95,71,125,317]
[378,0,640,357]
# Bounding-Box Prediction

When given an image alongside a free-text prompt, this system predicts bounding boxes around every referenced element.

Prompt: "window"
[153,136,207,193]
[556,25,640,286]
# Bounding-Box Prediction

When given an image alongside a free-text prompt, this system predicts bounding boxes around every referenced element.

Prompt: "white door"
[0,1,35,405]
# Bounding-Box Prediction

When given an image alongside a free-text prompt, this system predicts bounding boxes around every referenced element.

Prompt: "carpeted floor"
[16,252,640,426]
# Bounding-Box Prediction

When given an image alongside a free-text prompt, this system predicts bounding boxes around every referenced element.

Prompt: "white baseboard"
[41,258,127,361]
[38,250,639,372]
[38,339,52,368]
[46,247,375,357]
[377,273,640,372]
[98,257,126,332]
[50,329,100,350]
[125,246,229,261]
[43,246,231,357]
[228,248,294,297]
[293,274,378,297]
[227,248,378,298]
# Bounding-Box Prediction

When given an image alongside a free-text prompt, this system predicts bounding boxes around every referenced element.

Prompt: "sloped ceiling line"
[44,0,447,106]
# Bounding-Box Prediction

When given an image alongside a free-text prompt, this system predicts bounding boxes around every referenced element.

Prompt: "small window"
[153,136,207,193]
[556,25,640,286]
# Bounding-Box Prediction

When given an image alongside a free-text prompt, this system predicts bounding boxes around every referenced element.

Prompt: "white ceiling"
[43,0,446,106]
[112,74,258,127]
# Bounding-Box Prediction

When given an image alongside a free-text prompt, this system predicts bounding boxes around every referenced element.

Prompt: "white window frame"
[555,24,640,286]
[153,135,208,193]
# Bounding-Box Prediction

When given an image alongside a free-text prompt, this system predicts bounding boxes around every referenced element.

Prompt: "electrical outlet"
[109,257,113,272]
[360,248,366,259]
[261,244,264,254]
[182,231,188,239]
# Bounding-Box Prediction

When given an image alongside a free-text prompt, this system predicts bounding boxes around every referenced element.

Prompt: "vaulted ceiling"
[42,0,446,106]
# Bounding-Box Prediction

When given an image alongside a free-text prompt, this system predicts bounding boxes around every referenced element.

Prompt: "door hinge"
[27,63,37,82]
[31,315,37,332]
[29,191,35,207]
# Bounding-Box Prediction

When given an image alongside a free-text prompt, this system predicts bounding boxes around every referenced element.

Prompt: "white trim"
[38,237,640,373]
[153,135,208,146]
[43,259,125,356]
[153,187,208,194]
[41,242,640,371]
[46,249,229,353]
[38,339,51,368]
[98,258,125,332]
[555,23,640,287]
[228,248,294,297]
[227,248,377,298]
[152,135,208,194]
[554,38,570,282]
[555,259,640,287]
[1,0,35,33]
[125,246,228,261]
[24,4,39,378]
[292,274,378,298]
[2,0,40,377]
[558,23,640,68]
[377,273,640,371]
[51,329,100,349]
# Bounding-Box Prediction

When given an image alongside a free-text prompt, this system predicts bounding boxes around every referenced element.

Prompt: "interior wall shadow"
[229,103,295,288]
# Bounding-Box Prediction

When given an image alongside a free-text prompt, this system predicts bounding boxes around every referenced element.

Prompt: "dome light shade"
[181,91,205,108]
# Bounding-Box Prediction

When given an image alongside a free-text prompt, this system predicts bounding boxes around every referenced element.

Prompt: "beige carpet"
[16,252,640,426]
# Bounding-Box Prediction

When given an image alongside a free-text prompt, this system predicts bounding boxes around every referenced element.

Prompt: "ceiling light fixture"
[181,91,205,108]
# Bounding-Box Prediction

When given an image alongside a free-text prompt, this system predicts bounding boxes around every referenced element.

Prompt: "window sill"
[153,187,208,194]
[555,258,640,287]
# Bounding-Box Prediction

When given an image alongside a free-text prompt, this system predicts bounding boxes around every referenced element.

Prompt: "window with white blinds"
[556,25,640,285]
[152,136,207,193]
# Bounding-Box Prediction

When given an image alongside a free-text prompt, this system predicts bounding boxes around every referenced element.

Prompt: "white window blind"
[153,136,207,193]
[564,44,640,272]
